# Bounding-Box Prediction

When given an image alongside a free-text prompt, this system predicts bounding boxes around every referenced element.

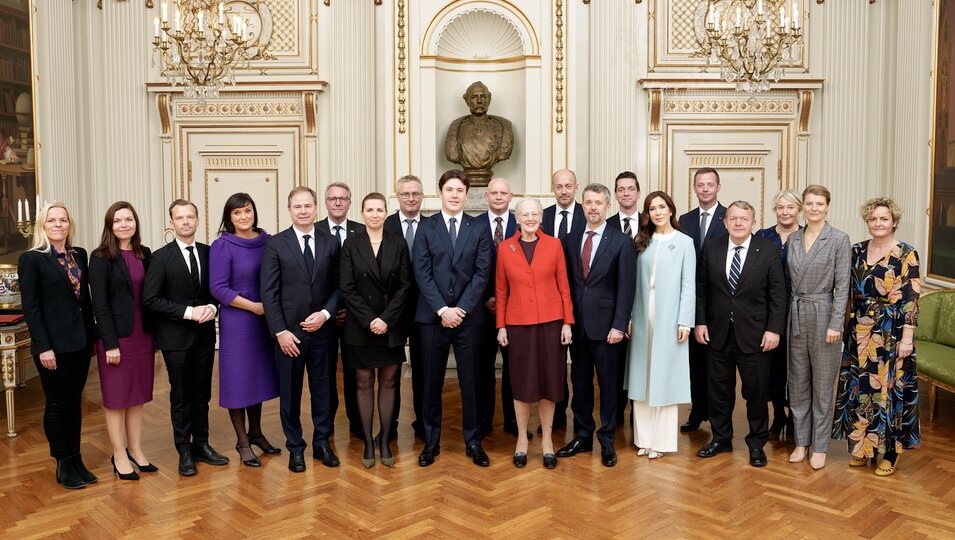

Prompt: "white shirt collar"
[728,235,752,251]
[399,211,420,222]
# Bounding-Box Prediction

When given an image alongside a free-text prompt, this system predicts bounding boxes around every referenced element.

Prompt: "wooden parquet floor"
[2,355,955,539]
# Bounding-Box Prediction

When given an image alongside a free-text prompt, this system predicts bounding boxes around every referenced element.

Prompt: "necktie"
[729,245,743,293]
[558,210,569,238]
[494,216,504,245]
[449,217,457,250]
[581,231,596,280]
[700,211,710,241]
[334,225,343,246]
[303,234,315,279]
[186,246,200,290]
[623,217,632,238]
[404,218,415,252]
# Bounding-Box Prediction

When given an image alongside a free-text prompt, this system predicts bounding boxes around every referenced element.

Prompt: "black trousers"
[768,333,789,423]
[34,350,91,459]
[162,339,215,452]
[615,337,630,425]
[328,337,359,431]
[569,336,624,447]
[407,329,423,434]
[419,323,481,447]
[688,340,710,423]
[707,330,771,450]
[478,320,511,430]
[276,333,333,453]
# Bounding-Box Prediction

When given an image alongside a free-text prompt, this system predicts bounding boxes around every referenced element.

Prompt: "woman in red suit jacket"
[496,198,574,469]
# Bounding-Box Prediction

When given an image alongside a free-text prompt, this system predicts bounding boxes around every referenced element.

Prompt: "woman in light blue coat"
[626,192,696,459]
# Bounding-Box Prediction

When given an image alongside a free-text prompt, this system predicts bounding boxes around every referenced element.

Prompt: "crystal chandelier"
[151,0,272,102]
[695,0,804,93]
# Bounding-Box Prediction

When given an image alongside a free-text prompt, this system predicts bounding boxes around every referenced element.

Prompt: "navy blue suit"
[260,225,340,453]
[541,203,585,238]
[562,224,636,447]
[678,202,727,426]
[413,212,492,447]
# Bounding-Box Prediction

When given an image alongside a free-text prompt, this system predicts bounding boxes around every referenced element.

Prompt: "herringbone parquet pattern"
[2,355,955,539]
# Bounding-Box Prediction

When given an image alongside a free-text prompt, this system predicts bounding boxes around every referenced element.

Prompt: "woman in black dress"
[340,192,411,467]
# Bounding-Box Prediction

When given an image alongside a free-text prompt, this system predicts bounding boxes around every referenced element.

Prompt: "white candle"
[735,5,742,28]
[757,0,764,16]
[17,199,22,222]
[793,1,799,28]
[779,5,786,28]
[25,199,30,221]
[161,1,168,22]
[175,9,181,32]
[198,11,204,33]
[154,16,160,38]
[219,3,224,25]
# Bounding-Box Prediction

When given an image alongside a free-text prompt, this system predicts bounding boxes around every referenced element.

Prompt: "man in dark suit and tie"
[143,199,228,476]
[260,186,342,473]
[694,201,786,467]
[478,177,518,436]
[384,174,425,440]
[413,169,492,467]
[540,168,584,429]
[557,184,636,467]
[317,182,366,437]
[677,167,728,433]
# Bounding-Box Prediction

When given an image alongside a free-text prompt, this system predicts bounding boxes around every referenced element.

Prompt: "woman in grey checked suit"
[785,185,851,470]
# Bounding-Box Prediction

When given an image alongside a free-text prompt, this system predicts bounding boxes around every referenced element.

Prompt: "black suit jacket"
[478,211,518,302]
[679,203,727,252]
[562,225,636,340]
[317,218,365,246]
[89,246,154,351]
[260,224,340,340]
[18,248,96,355]
[695,235,786,354]
[412,212,491,326]
[606,211,641,237]
[384,212,421,336]
[143,241,218,351]
[541,203,585,238]
[340,231,411,348]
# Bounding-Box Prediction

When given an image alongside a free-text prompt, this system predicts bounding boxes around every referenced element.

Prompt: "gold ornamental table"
[1,320,30,437]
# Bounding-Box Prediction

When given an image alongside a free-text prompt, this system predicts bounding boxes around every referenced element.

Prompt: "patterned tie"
[581,231,596,280]
[186,246,200,291]
[303,234,315,278]
[728,245,743,293]
[494,216,504,245]
[623,217,632,238]
[558,210,569,238]
[449,217,457,250]
[404,218,415,252]
[334,225,343,246]
[700,211,710,241]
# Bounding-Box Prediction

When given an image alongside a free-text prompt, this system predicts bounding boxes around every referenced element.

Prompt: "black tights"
[229,403,264,460]
[356,364,400,459]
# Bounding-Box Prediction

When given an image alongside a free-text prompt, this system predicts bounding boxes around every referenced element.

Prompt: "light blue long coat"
[626,232,696,406]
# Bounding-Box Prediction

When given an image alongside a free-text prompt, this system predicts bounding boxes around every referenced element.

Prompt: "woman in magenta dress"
[89,202,157,480]
[210,193,280,467]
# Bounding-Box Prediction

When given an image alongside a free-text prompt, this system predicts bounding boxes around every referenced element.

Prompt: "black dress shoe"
[680,420,702,433]
[288,451,306,473]
[749,448,767,467]
[56,459,85,489]
[696,441,733,458]
[248,435,281,455]
[127,450,159,472]
[418,445,440,467]
[178,450,198,476]
[70,454,98,484]
[466,443,490,467]
[193,444,229,466]
[556,437,593,458]
[600,446,618,467]
[313,445,340,467]
[543,453,558,469]
[513,452,527,468]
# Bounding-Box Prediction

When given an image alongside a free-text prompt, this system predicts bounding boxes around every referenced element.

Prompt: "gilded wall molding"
[205,156,280,169]
[555,0,565,133]
[798,90,813,133]
[649,89,662,133]
[158,94,171,135]
[304,92,316,133]
[175,100,302,118]
[397,0,407,133]
[664,98,795,115]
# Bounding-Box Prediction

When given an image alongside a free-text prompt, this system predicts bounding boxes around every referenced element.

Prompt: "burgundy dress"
[96,250,155,409]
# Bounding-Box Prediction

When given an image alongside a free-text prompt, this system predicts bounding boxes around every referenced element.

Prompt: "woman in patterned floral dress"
[832,197,921,477]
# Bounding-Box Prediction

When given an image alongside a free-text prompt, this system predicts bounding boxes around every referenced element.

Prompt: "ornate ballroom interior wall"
[27,1,942,284]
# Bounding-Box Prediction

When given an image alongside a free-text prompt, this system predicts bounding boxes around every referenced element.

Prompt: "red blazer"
[496,231,574,329]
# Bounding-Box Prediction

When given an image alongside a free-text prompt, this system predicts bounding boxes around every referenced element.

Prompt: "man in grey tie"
[677,167,728,434]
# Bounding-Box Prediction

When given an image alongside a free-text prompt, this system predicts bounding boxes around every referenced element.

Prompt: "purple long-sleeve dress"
[210,232,279,409]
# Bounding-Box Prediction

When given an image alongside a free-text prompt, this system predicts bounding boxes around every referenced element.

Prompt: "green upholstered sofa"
[915,290,955,421]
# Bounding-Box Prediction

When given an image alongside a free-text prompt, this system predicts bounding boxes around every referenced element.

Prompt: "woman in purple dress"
[89,202,157,481]
[210,193,280,467]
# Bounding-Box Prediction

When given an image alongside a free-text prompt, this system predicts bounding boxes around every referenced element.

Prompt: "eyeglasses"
[326,197,350,203]
[397,192,423,199]
[518,212,541,219]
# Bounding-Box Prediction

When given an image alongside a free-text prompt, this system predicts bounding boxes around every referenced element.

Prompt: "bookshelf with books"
[0,2,29,149]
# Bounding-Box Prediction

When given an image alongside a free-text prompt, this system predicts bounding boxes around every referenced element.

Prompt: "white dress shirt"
[486,210,511,238]
[174,238,217,320]
[552,204,575,235]
[725,235,752,280]
[618,210,639,238]
[326,217,348,246]
[580,222,608,272]
[436,210,465,317]
[399,212,420,237]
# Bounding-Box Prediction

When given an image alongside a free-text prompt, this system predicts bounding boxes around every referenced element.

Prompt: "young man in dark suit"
[260,186,341,473]
[558,184,636,467]
[384,174,426,440]
[677,167,728,434]
[694,201,786,467]
[143,199,226,476]
[413,169,492,467]
[317,182,366,438]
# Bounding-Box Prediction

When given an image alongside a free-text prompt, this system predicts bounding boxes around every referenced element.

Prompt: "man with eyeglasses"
[384,175,426,440]
[318,182,365,438]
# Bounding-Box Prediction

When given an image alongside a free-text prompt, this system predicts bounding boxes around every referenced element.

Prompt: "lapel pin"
[509,243,517,252]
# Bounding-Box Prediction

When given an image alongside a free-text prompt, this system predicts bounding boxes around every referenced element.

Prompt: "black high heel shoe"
[236,445,261,467]
[248,435,281,455]
[126,450,159,473]
[112,457,140,481]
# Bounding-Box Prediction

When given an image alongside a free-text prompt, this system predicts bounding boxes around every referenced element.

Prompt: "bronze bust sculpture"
[444,81,514,187]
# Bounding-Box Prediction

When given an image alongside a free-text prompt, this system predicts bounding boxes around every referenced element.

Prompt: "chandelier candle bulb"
[24,200,29,222]
[792,1,799,28]
[175,9,181,32]
[17,200,21,222]
[161,1,168,22]
[154,17,160,38]
[218,3,224,25]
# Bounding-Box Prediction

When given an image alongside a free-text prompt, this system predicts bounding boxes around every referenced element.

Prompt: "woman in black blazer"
[340,192,411,467]
[89,202,157,481]
[18,203,96,490]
